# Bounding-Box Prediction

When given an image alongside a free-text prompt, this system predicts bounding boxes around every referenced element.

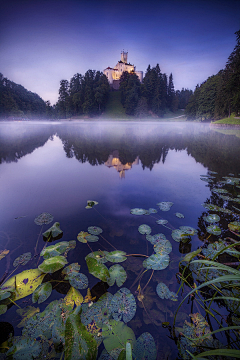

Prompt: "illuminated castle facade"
[103,51,143,90]
[105,150,139,178]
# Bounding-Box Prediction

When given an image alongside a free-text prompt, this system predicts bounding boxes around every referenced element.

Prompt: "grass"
[211,114,240,125]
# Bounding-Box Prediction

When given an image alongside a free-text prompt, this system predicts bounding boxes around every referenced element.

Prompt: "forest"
[185,29,240,120]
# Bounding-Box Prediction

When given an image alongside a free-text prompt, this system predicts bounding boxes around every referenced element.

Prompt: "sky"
[1,0,240,105]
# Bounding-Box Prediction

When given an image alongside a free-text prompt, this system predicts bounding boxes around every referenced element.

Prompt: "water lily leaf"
[138,224,151,235]
[203,214,220,223]
[156,219,168,225]
[146,233,166,245]
[40,241,75,259]
[13,252,31,267]
[85,235,99,242]
[206,225,221,236]
[6,336,42,359]
[86,257,110,282]
[175,212,184,219]
[68,273,88,290]
[86,200,98,209]
[202,203,220,211]
[0,249,9,260]
[156,282,178,301]
[81,292,113,326]
[212,188,228,194]
[107,264,127,287]
[42,222,63,239]
[219,195,233,201]
[102,319,136,354]
[157,202,173,211]
[133,332,157,360]
[2,269,44,300]
[218,207,232,214]
[148,208,157,214]
[64,286,83,309]
[202,241,225,259]
[0,289,12,301]
[62,263,80,278]
[38,255,68,274]
[85,251,109,264]
[154,240,172,255]
[179,226,197,236]
[86,320,103,347]
[32,282,52,304]
[34,212,54,225]
[130,208,147,215]
[143,253,170,270]
[65,306,98,360]
[171,229,189,242]
[0,304,7,315]
[200,177,213,183]
[110,288,136,323]
[16,306,40,328]
[182,248,202,262]
[88,226,103,235]
[77,231,89,243]
[208,171,218,174]
[106,250,127,263]
[228,221,240,233]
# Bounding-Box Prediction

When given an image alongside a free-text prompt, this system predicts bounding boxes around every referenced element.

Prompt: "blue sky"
[1,0,240,104]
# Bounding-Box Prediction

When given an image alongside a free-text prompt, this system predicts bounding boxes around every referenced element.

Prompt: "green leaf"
[34,212,53,225]
[40,241,75,259]
[38,255,68,274]
[182,248,202,263]
[42,222,63,238]
[143,253,170,270]
[88,226,103,235]
[85,200,98,209]
[6,336,42,359]
[107,264,127,287]
[206,224,221,236]
[13,252,31,267]
[32,282,52,304]
[85,251,109,264]
[0,304,7,315]
[193,349,240,358]
[138,224,151,235]
[65,306,98,360]
[16,306,40,328]
[175,212,184,218]
[110,288,136,323]
[102,319,136,354]
[106,250,127,263]
[64,286,83,309]
[86,257,110,282]
[68,273,88,290]
[156,282,178,301]
[126,342,132,360]
[133,332,157,360]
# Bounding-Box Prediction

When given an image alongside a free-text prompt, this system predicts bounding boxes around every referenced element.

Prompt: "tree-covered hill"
[0,73,47,119]
[185,29,240,121]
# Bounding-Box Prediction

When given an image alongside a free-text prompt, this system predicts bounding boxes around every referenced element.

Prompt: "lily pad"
[102,319,135,354]
[86,257,110,282]
[171,229,189,242]
[88,226,103,235]
[42,222,63,239]
[68,273,88,290]
[85,251,109,264]
[0,305,7,315]
[203,214,220,223]
[156,219,168,225]
[212,188,228,194]
[175,212,184,218]
[110,287,136,323]
[13,252,31,267]
[62,263,80,279]
[64,286,83,309]
[202,203,220,211]
[34,212,53,225]
[202,241,225,259]
[40,241,75,259]
[130,208,147,215]
[148,208,157,214]
[106,250,127,263]
[86,200,98,209]
[16,306,40,328]
[32,282,52,304]
[206,224,221,236]
[154,240,172,255]
[0,289,12,301]
[85,234,99,242]
[156,282,178,301]
[133,332,157,360]
[2,269,45,300]
[179,226,197,236]
[38,255,68,274]
[107,265,127,287]
[0,249,9,260]
[143,253,170,270]
[146,233,167,245]
[6,336,42,359]
[157,202,173,211]
[81,292,113,327]
[138,224,151,235]
[200,177,213,183]
[228,221,240,233]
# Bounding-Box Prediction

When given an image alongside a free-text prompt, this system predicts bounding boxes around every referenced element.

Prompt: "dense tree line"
[55,70,110,118]
[185,29,240,120]
[119,65,191,117]
[0,73,47,118]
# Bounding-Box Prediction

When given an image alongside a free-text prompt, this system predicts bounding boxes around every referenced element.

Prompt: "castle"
[103,51,143,90]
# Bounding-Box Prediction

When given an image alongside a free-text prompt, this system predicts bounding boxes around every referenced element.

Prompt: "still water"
[0,121,240,359]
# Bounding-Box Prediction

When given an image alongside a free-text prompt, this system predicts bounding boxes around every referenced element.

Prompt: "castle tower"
[121,51,128,63]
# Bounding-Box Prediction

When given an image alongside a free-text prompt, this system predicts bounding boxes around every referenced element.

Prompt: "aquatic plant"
[110,287,136,323]
[34,212,53,225]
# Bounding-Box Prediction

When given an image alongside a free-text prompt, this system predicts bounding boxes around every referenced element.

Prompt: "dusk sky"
[1,0,240,105]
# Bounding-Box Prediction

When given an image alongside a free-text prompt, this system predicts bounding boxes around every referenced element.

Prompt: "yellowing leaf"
[64,286,83,309]
[0,249,9,260]
[2,269,45,300]
[16,305,40,328]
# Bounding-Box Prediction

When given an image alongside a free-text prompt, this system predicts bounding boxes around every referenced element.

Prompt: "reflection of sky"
[1,0,240,103]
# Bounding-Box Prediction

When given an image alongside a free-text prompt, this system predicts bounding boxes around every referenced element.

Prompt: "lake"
[0,121,240,359]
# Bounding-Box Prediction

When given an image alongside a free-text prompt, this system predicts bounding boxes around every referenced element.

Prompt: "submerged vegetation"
[0,169,240,359]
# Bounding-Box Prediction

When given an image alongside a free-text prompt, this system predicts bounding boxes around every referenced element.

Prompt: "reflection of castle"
[105,150,139,178]
[103,51,143,90]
